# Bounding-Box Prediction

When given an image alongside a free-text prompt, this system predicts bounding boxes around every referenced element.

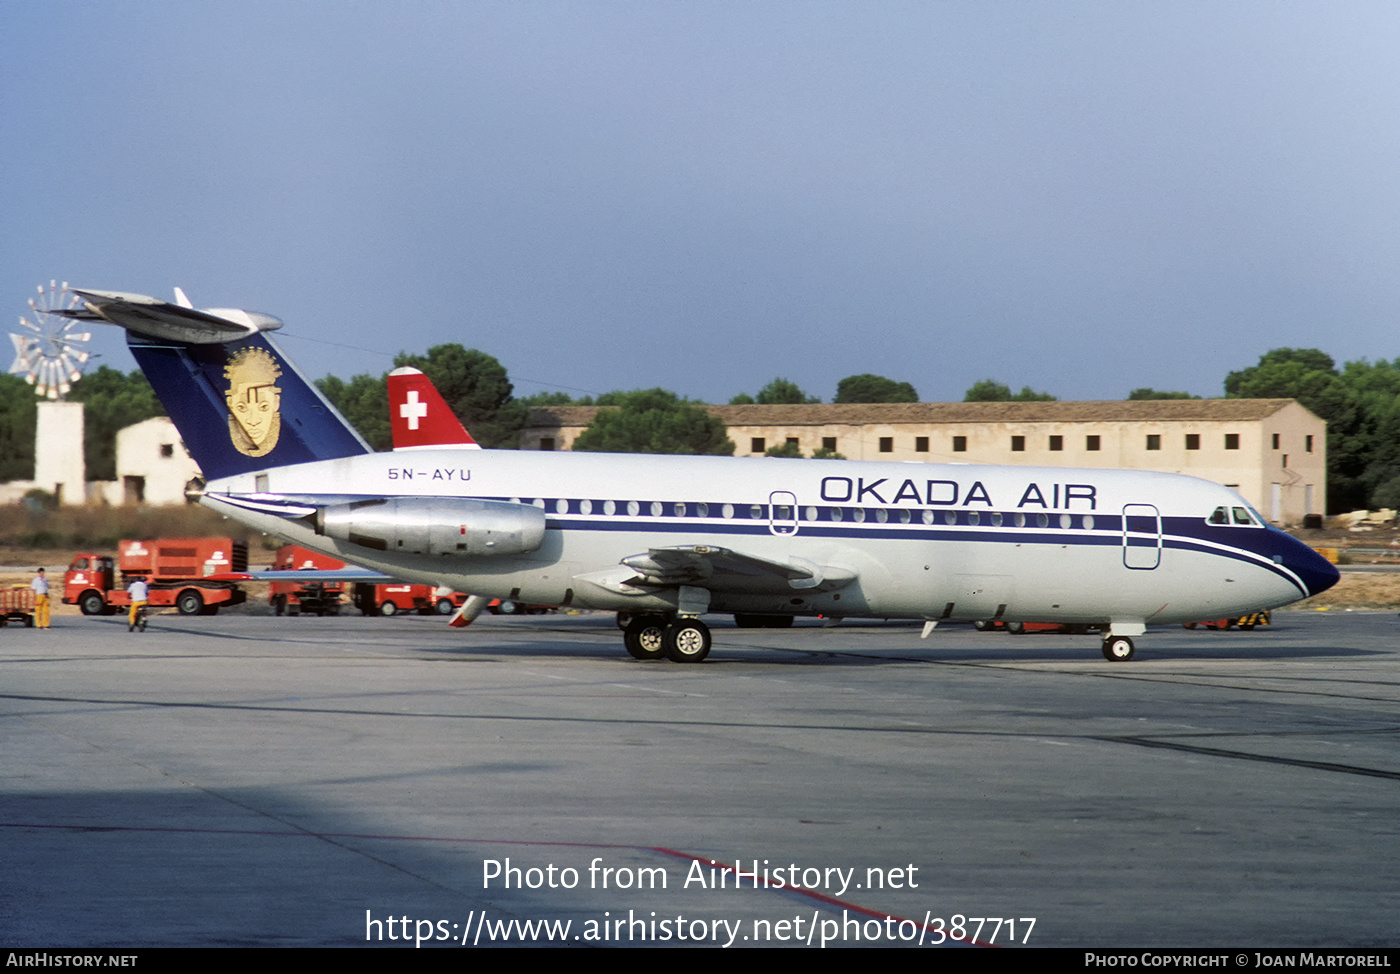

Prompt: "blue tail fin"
[62,287,371,481]
[128,331,371,481]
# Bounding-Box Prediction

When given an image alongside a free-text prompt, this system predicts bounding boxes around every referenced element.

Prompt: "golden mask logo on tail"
[224,347,282,457]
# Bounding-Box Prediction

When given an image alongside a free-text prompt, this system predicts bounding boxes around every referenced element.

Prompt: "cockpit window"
[1208,504,1261,527]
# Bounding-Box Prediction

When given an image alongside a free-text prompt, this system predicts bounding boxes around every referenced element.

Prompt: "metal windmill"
[10,280,91,398]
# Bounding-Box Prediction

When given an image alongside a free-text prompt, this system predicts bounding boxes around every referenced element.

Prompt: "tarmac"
[1,608,1397,948]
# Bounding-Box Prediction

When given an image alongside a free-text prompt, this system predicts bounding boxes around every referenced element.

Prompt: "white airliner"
[61,288,1339,663]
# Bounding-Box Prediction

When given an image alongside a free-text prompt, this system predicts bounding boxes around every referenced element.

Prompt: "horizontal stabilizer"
[64,288,283,345]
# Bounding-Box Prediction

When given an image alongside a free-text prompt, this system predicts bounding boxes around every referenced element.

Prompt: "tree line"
[0,345,1395,513]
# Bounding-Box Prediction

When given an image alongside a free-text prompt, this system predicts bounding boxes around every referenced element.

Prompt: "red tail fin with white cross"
[386,367,481,450]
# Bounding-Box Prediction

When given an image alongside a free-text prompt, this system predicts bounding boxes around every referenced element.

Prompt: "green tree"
[69,367,164,481]
[0,374,38,481]
[317,373,390,451]
[393,344,524,448]
[963,379,1056,402]
[1127,388,1200,400]
[763,440,804,458]
[730,378,821,405]
[1223,348,1362,511]
[834,374,918,403]
[573,389,733,455]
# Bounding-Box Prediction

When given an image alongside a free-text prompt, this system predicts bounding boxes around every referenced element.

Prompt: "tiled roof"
[526,399,1308,429]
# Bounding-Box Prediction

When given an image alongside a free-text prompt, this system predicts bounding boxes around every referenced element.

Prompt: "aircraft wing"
[206,567,396,583]
[579,545,856,597]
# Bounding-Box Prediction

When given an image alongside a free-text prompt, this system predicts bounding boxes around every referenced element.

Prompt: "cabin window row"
[525,496,1102,531]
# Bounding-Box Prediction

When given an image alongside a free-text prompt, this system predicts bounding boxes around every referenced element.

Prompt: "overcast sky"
[4,2,1399,405]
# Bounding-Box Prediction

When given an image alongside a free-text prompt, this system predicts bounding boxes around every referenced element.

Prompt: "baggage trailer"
[0,587,36,627]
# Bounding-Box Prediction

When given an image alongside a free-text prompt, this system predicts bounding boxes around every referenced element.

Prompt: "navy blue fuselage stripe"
[241,490,1307,597]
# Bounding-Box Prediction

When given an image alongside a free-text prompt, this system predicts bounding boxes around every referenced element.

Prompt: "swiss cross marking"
[400,390,428,430]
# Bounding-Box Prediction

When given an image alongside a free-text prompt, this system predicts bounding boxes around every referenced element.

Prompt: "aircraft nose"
[1288,538,1340,597]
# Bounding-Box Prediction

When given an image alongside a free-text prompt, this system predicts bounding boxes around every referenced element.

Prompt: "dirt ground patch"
[1290,571,1400,611]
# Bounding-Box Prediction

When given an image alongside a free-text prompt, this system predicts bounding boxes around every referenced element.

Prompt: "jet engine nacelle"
[317,498,546,558]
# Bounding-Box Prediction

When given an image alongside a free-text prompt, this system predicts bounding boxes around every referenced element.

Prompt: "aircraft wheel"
[664,619,711,663]
[379,601,398,617]
[79,591,106,616]
[616,611,633,630]
[624,616,667,660]
[1102,636,1135,662]
[972,620,990,631]
[177,590,204,616]
[1006,621,1025,634]
[499,600,520,615]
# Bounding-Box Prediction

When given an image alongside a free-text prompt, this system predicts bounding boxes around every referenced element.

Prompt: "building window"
[1185,434,1200,450]
[1011,436,1025,452]
[822,437,837,452]
[915,436,929,452]
[1306,435,1314,453]
[1272,433,1280,449]
[1283,454,1289,468]
[953,436,967,452]
[539,438,555,451]
[879,437,893,453]
[1146,434,1161,451]
[1048,435,1062,451]
[750,437,766,454]
[160,443,174,458]
[786,437,799,448]
[1086,435,1100,451]
[1225,433,1240,450]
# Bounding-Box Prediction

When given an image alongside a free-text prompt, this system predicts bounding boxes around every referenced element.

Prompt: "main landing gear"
[622,615,711,663]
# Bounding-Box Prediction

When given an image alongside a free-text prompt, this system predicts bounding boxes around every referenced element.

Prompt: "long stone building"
[521,399,1326,525]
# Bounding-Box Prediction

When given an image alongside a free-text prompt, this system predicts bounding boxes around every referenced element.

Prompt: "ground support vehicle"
[352,582,469,617]
[973,620,1099,635]
[0,588,36,627]
[1184,611,1272,631]
[268,545,346,616]
[64,538,248,617]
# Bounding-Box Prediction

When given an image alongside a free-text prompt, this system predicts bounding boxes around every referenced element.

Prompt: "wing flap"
[619,545,855,594]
